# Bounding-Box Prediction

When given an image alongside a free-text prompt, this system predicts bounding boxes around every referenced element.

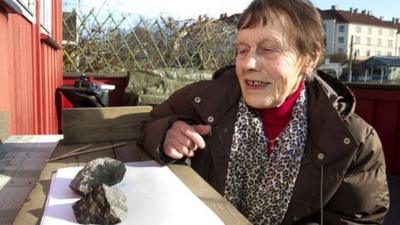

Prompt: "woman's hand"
[163,120,211,159]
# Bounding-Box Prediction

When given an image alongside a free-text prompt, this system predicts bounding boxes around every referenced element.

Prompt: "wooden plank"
[64,72,128,78]
[0,112,8,143]
[354,100,375,125]
[353,88,400,102]
[62,106,152,144]
[374,101,399,173]
[394,105,400,175]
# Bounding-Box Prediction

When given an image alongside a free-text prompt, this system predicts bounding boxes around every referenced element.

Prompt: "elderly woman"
[140,0,389,224]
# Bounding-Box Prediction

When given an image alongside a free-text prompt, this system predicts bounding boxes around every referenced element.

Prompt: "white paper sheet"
[41,160,224,225]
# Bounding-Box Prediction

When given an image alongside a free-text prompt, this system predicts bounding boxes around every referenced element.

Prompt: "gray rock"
[70,157,126,195]
[72,184,127,224]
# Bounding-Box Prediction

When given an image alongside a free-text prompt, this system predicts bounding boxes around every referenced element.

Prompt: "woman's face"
[235,16,311,109]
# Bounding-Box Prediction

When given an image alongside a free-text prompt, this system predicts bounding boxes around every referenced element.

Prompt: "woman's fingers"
[164,145,184,159]
[176,121,211,149]
[163,120,211,159]
[164,141,194,157]
[168,129,198,151]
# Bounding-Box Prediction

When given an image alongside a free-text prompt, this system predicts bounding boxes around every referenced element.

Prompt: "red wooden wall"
[349,83,400,175]
[0,1,63,135]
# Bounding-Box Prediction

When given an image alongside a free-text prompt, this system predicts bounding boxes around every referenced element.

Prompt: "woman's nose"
[246,57,258,70]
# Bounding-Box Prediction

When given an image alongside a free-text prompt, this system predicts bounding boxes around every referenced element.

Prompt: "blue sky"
[64,0,400,21]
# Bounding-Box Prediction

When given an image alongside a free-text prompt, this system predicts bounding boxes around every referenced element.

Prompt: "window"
[17,0,35,14]
[390,30,395,37]
[388,52,393,56]
[388,40,393,48]
[366,50,371,56]
[354,36,360,44]
[338,48,344,54]
[354,49,360,57]
[338,37,345,43]
[338,25,345,32]
[40,0,52,34]
[368,27,372,34]
[379,28,382,35]
[356,26,362,33]
[5,0,36,23]
[377,39,382,46]
[377,51,381,56]
[367,37,371,46]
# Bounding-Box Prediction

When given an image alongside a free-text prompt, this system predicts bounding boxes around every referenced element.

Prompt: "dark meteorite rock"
[72,184,127,224]
[70,157,126,195]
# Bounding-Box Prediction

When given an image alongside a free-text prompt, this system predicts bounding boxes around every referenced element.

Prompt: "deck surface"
[0,135,62,225]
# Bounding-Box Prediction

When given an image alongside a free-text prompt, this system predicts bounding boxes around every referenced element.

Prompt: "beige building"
[320,6,400,60]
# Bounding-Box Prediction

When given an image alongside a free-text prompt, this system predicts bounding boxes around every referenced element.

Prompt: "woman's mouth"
[245,79,270,89]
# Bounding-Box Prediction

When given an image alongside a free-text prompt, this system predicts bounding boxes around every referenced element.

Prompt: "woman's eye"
[237,49,248,54]
[262,47,276,52]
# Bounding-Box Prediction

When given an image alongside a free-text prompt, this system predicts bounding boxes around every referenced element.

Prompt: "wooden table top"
[12,140,250,225]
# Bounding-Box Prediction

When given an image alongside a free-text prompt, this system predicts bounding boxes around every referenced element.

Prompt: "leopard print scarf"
[224,88,308,225]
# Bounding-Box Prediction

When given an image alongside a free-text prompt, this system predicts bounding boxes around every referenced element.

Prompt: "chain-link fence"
[63,5,239,74]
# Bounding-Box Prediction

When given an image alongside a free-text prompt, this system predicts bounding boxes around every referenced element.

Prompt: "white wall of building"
[350,24,398,59]
[334,23,350,56]
[323,19,400,60]
[323,19,337,55]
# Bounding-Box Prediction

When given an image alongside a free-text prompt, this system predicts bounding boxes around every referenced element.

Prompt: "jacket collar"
[284,73,361,223]
[305,71,359,167]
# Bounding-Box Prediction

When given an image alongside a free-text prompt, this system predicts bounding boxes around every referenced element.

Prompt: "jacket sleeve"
[138,83,199,164]
[323,127,390,224]
[140,115,179,164]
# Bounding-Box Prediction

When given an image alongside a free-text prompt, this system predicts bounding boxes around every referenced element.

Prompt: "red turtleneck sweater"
[258,81,304,155]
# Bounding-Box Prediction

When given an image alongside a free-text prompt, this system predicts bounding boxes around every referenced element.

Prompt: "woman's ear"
[302,49,321,76]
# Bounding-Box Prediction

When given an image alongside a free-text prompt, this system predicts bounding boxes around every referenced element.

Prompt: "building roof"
[319,9,399,30]
[363,56,400,67]
[219,9,400,32]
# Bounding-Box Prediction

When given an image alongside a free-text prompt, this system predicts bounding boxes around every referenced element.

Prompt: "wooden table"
[11,106,249,224]
[12,140,250,225]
